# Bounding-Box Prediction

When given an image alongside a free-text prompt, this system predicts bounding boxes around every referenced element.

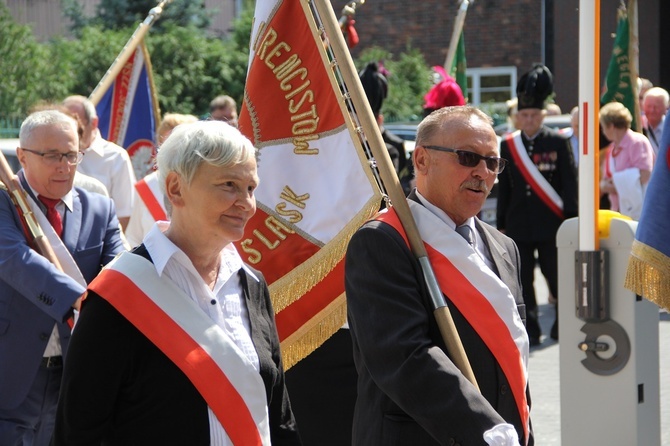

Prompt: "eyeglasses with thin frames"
[422,145,507,174]
[21,148,84,166]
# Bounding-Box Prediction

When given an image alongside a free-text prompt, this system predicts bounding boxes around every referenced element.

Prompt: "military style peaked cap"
[359,61,388,117]
[516,64,553,110]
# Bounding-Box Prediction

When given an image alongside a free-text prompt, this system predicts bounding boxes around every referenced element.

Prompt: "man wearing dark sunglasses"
[497,65,578,346]
[346,106,532,446]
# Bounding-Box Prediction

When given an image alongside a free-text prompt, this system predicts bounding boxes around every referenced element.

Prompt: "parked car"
[384,121,419,155]
[1,139,21,173]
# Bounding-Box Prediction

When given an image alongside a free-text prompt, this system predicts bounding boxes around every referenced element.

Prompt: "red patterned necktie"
[38,195,63,238]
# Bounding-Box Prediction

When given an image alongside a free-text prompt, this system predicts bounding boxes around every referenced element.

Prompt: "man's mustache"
[460,179,490,196]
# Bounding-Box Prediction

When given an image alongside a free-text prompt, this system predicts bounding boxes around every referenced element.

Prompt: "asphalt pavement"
[528,268,670,445]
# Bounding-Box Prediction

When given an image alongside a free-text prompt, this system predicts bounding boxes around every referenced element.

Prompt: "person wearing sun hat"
[496,64,578,345]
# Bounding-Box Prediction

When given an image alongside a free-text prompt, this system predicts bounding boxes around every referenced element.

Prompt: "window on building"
[465,66,517,106]
[464,66,517,125]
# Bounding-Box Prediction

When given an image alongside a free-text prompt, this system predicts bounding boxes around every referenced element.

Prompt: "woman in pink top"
[599,101,655,219]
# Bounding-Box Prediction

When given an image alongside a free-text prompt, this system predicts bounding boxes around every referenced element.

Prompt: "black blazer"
[52,245,301,446]
[345,197,532,445]
[497,126,578,243]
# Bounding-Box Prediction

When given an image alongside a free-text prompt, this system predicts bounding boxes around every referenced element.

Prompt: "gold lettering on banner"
[252,215,296,250]
[266,216,294,238]
[264,41,291,70]
[240,240,262,264]
[280,186,309,209]
[239,186,309,264]
[276,204,303,223]
[294,135,319,155]
[253,228,280,249]
[254,25,320,155]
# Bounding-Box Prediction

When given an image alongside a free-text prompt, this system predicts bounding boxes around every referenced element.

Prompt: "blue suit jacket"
[0,171,125,410]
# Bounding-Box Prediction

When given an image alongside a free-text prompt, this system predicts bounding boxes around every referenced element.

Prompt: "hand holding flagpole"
[314,0,479,391]
[0,151,63,271]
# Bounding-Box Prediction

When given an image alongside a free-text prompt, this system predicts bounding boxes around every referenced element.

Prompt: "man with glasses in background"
[497,65,578,345]
[346,106,533,446]
[0,110,125,445]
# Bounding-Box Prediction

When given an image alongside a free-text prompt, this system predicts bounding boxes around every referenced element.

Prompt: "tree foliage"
[146,24,248,115]
[0,3,71,119]
[355,46,432,122]
[1,3,430,131]
[64,0,213,33]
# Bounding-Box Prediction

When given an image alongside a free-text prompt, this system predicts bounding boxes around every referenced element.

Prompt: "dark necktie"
[647,126,658,148]
[38,195,63,238]
[455,224,474,246]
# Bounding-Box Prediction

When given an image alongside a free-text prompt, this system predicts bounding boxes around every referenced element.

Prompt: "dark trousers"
[516,240,558,339]
[0,363,62,446]
[285,329,357,446]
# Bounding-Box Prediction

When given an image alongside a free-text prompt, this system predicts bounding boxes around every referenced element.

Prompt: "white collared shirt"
[24,178,74,358]
[25,179,74,221]
[413,193,522,445]
[143,222,260,445]
[415,191,496,272]
[77,129,136,218]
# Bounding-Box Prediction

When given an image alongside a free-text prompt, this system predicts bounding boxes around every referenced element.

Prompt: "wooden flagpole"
[627,0,640,132]
[89,0,172,106]
[443,0,470,75]
[0,152,62,271]
[313,0,479,390]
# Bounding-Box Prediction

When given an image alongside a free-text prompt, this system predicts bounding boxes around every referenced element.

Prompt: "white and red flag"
[236,0,383,368]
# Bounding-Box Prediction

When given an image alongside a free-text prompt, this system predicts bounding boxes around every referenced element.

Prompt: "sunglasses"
[422,145,507,174]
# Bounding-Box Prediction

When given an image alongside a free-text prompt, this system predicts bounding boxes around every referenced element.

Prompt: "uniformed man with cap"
[496,64,578,345]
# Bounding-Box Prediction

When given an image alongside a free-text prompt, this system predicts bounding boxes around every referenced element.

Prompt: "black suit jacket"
[345,197,532,445]
[52,245,301,446]
[497,126,578,242]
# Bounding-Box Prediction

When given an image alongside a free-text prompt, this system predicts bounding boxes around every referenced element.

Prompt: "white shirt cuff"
[483,423,519,446]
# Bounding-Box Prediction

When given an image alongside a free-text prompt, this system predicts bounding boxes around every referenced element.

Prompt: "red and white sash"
[88,252,271,446]
[25,189,85,328]
[25,191,87,289]
[377,202,530,444]
[134,173,167,222]
[505,131,564,219]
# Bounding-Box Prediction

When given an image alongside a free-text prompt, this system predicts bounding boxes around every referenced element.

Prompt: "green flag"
[601,5,638,131]
[450,31,468,101]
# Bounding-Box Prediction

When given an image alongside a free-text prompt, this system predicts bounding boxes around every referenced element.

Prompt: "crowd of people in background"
[1,60,667,445]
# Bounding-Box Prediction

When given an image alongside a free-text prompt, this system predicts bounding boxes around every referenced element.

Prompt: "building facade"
[4,0,239,40]
[337,0,666,114]
[5,0,667,114]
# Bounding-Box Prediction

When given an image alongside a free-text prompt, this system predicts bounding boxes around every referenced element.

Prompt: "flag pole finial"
[89,0,172,105]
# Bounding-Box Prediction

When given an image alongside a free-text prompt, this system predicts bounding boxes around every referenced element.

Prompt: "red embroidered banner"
[236,0,382,368]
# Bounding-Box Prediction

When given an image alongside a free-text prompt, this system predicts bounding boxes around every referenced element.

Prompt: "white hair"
[643,87,670,107]
[19,110,78,146]
[157,120,257,199]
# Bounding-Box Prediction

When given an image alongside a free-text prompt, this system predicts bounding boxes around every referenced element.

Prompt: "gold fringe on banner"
[624,240,670,311]
[269,194,381,312]
[280,294,347,369]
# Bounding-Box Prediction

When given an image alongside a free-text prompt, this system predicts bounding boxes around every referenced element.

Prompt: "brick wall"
[334,0,662,114]
[334,0,543,83]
